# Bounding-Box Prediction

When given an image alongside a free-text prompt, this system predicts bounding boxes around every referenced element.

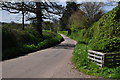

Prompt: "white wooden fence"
[88,50,120,67]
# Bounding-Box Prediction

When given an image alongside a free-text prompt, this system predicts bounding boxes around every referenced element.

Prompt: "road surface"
[2,34,94,78]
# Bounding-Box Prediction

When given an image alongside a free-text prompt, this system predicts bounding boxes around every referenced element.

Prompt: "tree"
[52,18,59,33]
[80,2,104,27]
[118,1,120,5]
[1,2,63,37]
[68,10,87,31]
[42,21,53,31]
[22,2,25,30]
[60,2,80,31]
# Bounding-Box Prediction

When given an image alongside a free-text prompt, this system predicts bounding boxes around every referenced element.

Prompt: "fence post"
[103,54,106,67]
[113,55,116,67]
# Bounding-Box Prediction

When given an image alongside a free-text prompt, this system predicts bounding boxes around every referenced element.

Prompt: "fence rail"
[88,50,120,67]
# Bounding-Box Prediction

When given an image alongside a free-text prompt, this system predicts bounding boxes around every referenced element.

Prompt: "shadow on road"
[52,43,76,49]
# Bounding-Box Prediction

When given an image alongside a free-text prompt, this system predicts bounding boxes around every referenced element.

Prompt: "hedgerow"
[2,26,63,61]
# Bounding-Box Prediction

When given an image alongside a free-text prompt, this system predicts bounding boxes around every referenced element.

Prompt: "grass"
[3,26,63,61]
[60,31,120,79]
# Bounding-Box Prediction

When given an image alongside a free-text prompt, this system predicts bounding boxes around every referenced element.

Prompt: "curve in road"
[2,34,95,78]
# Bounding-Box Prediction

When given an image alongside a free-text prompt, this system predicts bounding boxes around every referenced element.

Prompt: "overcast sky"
[0,2,117,24]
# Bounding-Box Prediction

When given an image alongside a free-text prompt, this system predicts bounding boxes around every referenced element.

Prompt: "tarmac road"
[2,34,94,78]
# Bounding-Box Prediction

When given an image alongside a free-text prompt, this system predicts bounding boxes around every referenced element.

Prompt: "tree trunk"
[36,2,43,38]
[118,1,120,5]
[22,2,25,30]
[66,29,71,35]
[22,12,24,30]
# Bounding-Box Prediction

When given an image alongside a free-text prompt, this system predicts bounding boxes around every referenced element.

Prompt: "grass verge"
[60,31,120,79]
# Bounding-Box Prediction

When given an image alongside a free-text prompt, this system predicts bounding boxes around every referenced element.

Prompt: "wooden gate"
[88,50,120,67]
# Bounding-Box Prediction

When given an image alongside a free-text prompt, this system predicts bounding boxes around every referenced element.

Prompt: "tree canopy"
[1,2,63,37]
[59,2,80,30]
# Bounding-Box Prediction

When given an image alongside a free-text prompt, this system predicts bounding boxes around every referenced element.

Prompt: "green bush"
[87,5,120,52]
[2,26,20,49]
[60,5,120,79]
[90,37,120,52]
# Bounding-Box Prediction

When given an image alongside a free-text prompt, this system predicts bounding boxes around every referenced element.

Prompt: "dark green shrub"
[2,26,43,50]
[2,26,19,49]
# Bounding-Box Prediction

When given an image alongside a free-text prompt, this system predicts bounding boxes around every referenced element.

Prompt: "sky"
[0,1,118,24]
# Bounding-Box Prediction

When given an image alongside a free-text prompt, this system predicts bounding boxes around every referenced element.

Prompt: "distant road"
[2,34,94,78]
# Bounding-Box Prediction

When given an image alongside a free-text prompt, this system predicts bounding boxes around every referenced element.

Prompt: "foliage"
[73,42,120,79]
[2,25,63,61]
[88,5,120,52]
[90,37,120,52]
[42,21,54,31]
[60,2,79,30]
[2,25,42,50]
[1,2,63,36]
[59,4,120,79]
[68,10,88,31]
[60,31,120,79]
[59,31,68,36]
[80,2,104,27]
